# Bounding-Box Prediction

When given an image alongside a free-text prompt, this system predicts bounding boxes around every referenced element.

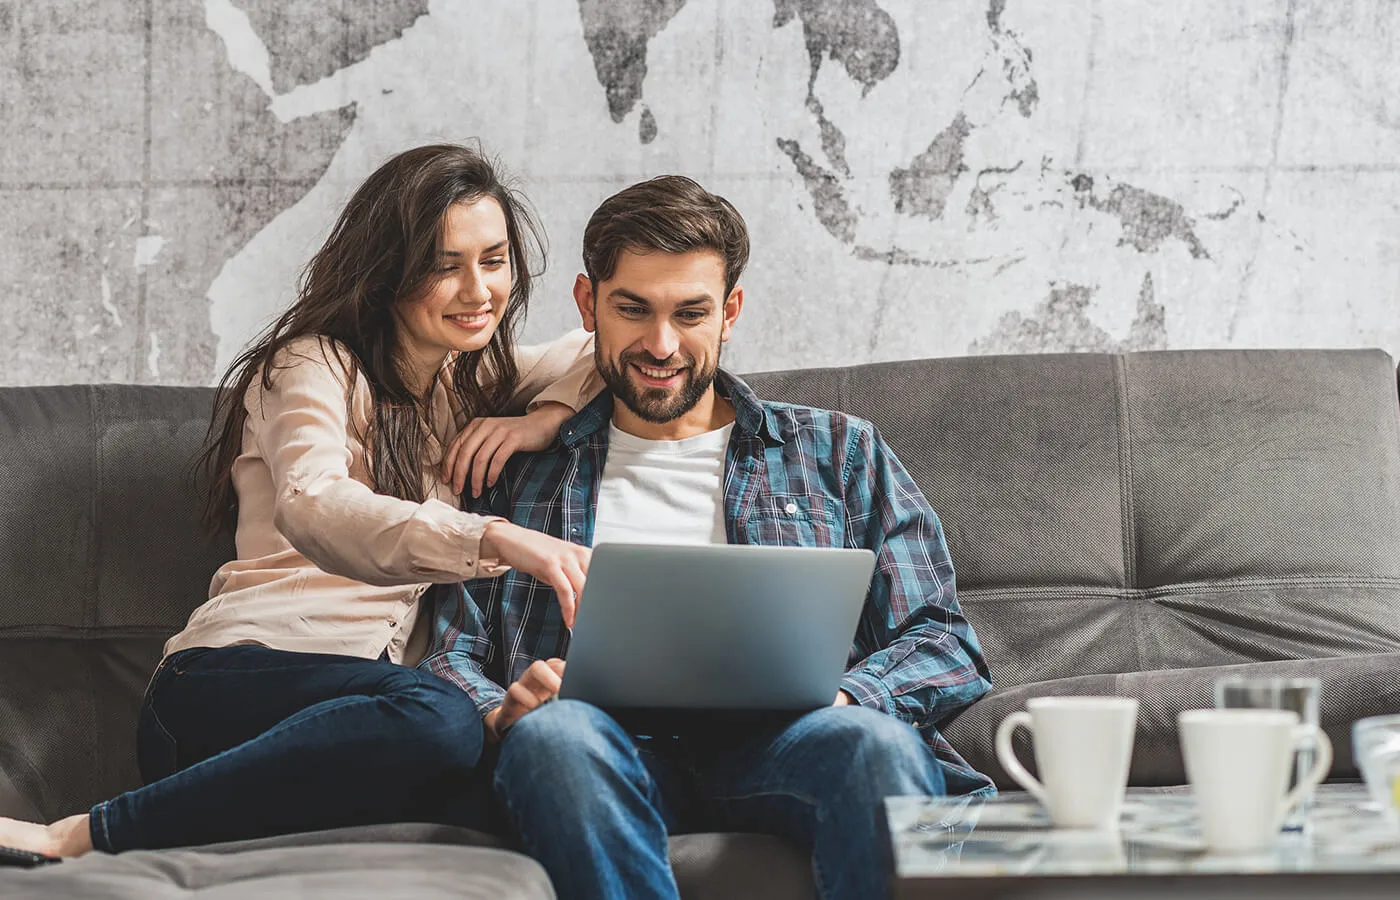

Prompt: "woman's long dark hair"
[197,143,545,536]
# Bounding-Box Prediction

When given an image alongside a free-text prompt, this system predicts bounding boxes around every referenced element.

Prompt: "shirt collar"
[558,368,784,449]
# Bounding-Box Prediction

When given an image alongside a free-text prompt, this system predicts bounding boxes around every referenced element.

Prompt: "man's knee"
[497,700,628,777]
[806,707,943,794]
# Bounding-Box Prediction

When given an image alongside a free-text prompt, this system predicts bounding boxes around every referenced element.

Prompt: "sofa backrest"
[2,350,1399,819]
[0,386,232,821]
[745,349,1400,691]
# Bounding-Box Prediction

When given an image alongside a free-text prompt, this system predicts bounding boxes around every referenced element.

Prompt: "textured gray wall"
[2,0,1397,386]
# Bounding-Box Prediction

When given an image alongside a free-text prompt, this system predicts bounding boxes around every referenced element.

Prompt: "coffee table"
[886,784,1400,899]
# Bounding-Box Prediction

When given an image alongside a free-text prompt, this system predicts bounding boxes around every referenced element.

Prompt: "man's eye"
[678,311,706,322]
[619,306,646,316]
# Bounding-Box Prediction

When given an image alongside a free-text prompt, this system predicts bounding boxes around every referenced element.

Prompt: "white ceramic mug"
[995,696,1139,829]
[1178,708,1333,854]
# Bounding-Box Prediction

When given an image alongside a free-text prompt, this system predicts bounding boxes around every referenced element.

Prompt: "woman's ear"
[573,274,597,332]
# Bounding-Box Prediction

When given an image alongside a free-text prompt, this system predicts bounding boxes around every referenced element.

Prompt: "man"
[422,176,992,900]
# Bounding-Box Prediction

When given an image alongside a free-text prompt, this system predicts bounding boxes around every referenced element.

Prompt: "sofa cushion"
[208,823,818,900]
[0,843,554,899]
[942,652,1400,788]
[3,822,816,900]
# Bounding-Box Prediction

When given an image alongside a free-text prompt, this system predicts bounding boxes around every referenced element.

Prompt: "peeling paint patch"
[133,235,166,268]
[147,333,161,378]
[773,0,901,95]
[855,246,931,267]
[807,95,851,176]
[1072,175,1210,259]
[577,0,688,124]
[966,162,1023,228]
[985,0,1038,117]
[204,0,275,100]
[969,276,1167,354]
[1127,273,1166,349]
[889,114,971,220]
[639,106,658,144]
[100,273,123,328]
[240,0,430,95]
[777,138,856,244]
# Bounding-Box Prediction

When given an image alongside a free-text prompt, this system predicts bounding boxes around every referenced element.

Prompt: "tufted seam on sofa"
[1112,354,1146,674]
[958,574,1400,602]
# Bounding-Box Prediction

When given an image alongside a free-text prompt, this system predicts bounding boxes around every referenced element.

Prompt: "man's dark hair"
[582,175,750,296]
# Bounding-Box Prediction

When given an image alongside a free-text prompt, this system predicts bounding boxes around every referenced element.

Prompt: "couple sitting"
[0,145,990,900]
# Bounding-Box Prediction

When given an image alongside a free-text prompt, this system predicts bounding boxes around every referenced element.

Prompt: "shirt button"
[784,502,798,515]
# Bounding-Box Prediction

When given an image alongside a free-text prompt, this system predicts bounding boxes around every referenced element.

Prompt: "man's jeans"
[89,644,485,852]
[493,700,947,900]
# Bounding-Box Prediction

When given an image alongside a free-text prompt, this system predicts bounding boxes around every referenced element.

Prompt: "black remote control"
[0,845,61,868]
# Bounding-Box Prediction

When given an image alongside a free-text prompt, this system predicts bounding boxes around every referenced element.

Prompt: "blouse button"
[784,502,798,515]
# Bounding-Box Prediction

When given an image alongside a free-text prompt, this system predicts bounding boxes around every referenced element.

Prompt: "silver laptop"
[557,543,876,714]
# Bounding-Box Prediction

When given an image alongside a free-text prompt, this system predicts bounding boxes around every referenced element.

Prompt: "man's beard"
[598,344,721,424]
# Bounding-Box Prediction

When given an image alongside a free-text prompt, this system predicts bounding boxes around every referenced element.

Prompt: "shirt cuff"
[423,654,506,720]
[840,671,895,716]
[469,515,511,578]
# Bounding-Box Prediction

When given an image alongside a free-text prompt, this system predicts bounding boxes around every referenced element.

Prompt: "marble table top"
[887,784,1400,880]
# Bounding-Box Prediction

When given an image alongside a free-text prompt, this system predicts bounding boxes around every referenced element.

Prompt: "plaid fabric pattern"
[421,370,994,794]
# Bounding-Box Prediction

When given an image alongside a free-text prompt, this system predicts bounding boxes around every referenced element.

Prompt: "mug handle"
[1279,723,1333,819]
[995,711,1049,806]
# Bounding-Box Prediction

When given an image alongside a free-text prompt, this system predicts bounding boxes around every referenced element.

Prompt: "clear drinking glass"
[1352,714,1400,825]
[1212,675,1322,833]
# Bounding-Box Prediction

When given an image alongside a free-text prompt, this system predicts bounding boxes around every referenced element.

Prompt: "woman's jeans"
[88,643,485,853]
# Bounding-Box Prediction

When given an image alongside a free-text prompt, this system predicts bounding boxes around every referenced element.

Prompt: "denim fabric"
[90,643,486,852]
[492,700,946,900]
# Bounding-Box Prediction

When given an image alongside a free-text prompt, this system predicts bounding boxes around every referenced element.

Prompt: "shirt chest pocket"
[742,494,845,548]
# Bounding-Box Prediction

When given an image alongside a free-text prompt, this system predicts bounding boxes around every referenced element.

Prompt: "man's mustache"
[620,353,692,369]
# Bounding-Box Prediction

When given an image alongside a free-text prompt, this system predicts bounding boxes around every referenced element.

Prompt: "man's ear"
[721,284,744,342]
[573,274,597,332]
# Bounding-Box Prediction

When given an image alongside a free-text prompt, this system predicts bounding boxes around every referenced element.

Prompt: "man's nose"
[642,320,680,361]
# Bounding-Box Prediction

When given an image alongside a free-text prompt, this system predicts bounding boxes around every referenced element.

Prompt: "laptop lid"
[557,543,876,713]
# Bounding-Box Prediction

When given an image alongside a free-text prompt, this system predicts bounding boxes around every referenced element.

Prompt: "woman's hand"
[441,401,575,498]
[480,521,590,627]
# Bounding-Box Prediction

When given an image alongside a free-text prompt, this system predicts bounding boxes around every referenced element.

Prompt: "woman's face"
[395,196,512,385]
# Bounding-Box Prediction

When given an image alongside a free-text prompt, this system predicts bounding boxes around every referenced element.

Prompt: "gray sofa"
[2,348,1399,898]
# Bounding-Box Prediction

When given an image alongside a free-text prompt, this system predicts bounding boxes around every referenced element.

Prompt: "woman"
[0,144,595,858]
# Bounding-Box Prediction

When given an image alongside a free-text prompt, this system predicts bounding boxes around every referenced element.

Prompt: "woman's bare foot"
[0,813,93,857]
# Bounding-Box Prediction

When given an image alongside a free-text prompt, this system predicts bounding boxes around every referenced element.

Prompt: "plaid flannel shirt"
[421,369,994,794]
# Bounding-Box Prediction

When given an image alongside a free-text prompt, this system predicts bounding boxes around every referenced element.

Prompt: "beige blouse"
[164,329,597,667]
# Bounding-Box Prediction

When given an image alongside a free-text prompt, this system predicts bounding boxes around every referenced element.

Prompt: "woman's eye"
[437,265,458,273]
[483,257,507,268]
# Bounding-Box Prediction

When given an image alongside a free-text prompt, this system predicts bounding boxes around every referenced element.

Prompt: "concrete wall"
[2,0,1396,385]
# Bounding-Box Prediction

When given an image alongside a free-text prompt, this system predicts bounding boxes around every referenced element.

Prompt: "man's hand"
[441,402,575,498]
[484,658,566,741]
[833,690,854,706]
[480,521,590,627]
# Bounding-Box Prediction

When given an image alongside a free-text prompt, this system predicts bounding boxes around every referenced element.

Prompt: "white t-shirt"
[592,422,734,546]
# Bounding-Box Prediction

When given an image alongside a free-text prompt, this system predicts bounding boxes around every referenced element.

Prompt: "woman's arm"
[440,328,603,498]
[251,339,506,586]
[508,327,603,412]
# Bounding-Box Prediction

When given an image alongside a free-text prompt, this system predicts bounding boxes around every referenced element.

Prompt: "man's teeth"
[638,365,680,379]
